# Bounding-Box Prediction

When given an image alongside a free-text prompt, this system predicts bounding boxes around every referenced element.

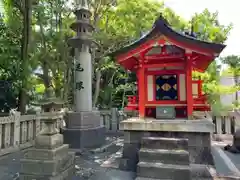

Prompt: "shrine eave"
[110,15,226,58]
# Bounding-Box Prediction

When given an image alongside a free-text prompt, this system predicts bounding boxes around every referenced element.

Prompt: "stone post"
[62,0,105,149]
[13,111,21,146]
[74,49,92,112]
[111,108,118,132]
[35,111,41,136]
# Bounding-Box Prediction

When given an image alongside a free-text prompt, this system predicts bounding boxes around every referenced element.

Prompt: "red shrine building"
[112,15,226,119]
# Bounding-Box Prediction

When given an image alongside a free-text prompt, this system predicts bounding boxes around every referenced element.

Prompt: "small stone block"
[19,160,75,180]
[23,144,69,160]
[137,162,191,180]
[66,111,101,129]
[139,148,190,165]
[35,134,64,149]
[20,151,75,176]
[141,137,188,150]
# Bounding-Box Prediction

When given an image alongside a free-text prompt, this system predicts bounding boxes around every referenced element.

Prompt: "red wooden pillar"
[186,55,193,119]
[198,80,202,96]
[137,66,146,119]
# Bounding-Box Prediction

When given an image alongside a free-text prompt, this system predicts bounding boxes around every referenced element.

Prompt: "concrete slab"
[119,118,215,133]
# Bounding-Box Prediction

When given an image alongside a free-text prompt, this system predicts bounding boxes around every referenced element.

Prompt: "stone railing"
[0,109,238,156]
[0,109,130,156]
[0,111,64,156]
[212,111,240,135]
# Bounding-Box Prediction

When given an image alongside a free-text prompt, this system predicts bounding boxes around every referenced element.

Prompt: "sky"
[164,0,240,57]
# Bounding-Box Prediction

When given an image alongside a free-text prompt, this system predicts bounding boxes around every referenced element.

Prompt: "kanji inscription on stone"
[75,63,84,72]
[75,81,84,90]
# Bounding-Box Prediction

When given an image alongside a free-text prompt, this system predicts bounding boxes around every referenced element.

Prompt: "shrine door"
[155,75,178,100]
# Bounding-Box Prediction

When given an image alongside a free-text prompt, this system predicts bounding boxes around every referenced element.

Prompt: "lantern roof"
[33,87,64,107]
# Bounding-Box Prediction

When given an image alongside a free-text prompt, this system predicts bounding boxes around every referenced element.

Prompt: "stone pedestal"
[119,118,215,172]
[19,113,75,180]
[63,111,105,149]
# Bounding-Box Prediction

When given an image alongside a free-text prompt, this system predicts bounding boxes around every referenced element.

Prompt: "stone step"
[135,177,160,180]
[141,137,188,150]
[136,164,215,180]
[137,161,191,180]
[139,148,190,165]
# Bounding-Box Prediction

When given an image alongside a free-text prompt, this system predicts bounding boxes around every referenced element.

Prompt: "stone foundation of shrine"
[119,118,214,172]
[62,111,105,149]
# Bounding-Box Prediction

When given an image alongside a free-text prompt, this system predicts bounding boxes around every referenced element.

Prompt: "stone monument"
[63,0,105,149]
[19,87,75,180]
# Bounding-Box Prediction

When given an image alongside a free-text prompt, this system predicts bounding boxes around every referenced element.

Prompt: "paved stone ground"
[0,136,135,180]
[1,136,240,180]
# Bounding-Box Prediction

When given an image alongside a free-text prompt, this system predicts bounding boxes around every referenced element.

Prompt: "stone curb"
[212,145,240,177]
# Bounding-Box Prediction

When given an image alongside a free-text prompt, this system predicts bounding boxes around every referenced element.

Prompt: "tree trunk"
[63,58,73,106]
[19,89,28,114]
[18,0,32,114]
[234,75,239,103]
[42,61,51,89]
[38,12,52,91]
[93,70,101,107]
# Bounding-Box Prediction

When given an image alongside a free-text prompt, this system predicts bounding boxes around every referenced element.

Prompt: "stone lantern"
[39,86,64,112]
[19,87,75,179]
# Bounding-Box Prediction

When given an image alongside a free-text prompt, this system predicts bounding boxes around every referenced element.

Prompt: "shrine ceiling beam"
[144,54,184,60]
[144,58,185,65]
[165,36,215,57]
[146,69,184,75]
[143,62,184,69]
[117,37,166,63]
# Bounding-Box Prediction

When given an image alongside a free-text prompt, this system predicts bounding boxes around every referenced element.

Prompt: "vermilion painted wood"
[186,56,194,118]
[116,38,166,63]
[144,54,184,60]
[138,65,146,118]
[117,32,216,115]
[115,35,217,71]
[192,80,203,96]
[146,70,185,75]
[143,62,184,69]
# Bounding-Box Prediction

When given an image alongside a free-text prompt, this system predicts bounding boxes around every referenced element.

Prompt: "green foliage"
[191,9,232,43]
[220,55,240,105]
[221,67,233,77]
[0,0,236,111]
[190,9,233,108]
[221,55,240,77]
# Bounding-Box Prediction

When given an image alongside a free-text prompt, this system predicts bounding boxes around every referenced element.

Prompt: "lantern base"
[63,111,105,149]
